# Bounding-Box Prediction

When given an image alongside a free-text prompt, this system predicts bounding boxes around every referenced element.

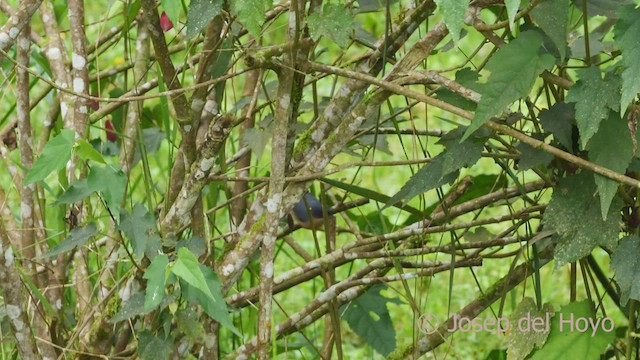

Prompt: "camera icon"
[418,313,439,335]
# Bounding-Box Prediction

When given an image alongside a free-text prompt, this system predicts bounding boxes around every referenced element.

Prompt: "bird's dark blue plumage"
[291,193,326,228]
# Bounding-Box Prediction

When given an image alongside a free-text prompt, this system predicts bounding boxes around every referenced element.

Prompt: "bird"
[290,193,329,230]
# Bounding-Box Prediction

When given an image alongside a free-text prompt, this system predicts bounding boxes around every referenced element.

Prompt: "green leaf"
[42,223,98,258]
[321,177,423,217]
[505,0,521,30]
[138,330,173,360]
[308,3,355,48]
[464,227,494,242]
[181,264,240,335]
[529,300,615,359]
[176,236,206,259]
[586,111,633,219]
[231,0,270,38]
[611,235,640,305]
[143,255,169,313]
[74,139,106,164]
[543,172,621,268]
[506,297,553,360]
[566,67,621,148]
[355,212,394,235]
[340,284,403,356]
[434,67,480,111]
[386,128,484,208]
[119,204,161,260]
[614,5,640,110]
[240,128,270,160]
[538,102,575,151]
[109,292,146,323]
[52,178,93,206]
[435,0,469,44]
[516,141,554,170]
[464,31,555,140]
[53,165,126,216]
[186,0,223,39]
[530,0,569,61]
[176,308,206,342]
[160,0,180,25]
[172,248,215,302]
[25,129,75,184]
[88,165,126,216]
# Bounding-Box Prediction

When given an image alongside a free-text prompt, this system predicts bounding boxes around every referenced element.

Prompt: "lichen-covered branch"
[159,115,233,238]
[0,0,42,53]
[0,218,40,359]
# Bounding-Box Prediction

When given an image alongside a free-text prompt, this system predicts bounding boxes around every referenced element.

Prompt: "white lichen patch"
[200,157,215,172]
[21,203,32,218]
[191,98,205,112]
[290,313,301,324]
[222,263,235,276]
[279,94,290,109]
[72,53,86,70]
[78,105,88,114]
[73,78,85,93]
[9,27,19,39]
[342,287,359,300]
[4,246,14,266]
[0,33,10,49]
[265,194,281,213]
[263,261,274,278]
[301,315,313,326]
[60,102,68,119]
[311,122,328,142]
[184,124,192,133]
[194,169,206,180]
[6,304,22,321]
[204,99,217,115]
[317,288,335,303]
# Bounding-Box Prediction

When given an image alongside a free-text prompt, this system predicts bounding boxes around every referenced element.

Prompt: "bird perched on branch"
[290,193,331,230]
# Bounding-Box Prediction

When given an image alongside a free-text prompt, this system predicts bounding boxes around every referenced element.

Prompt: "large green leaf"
[586,111,633,219]
[340,284,403,356]
[505,0,521,30]
[186,0,222,38]
[538,102,575,151]
[138,330,173,360]
[566,67,621,148]
[181,264,239,335]
[386,128,484,208]
[515,140,554,170]
[54,165,126,216]
[506,297,553,360]
[42,223,98,258]
[611,235,640,305]
[143,254,169,313]
[25,129,75,184]
[172,248,215,302]
[529,301,615,359]
[74,139,106,164]
[119,204,162,260]
[231,0,270,38]
[463,31,555,140]
[308,3,355,48]
[435,0,469,44]
[109,292,146,323]
[543,172,620,267]
[530,0,569,61]
[434,67,480,111]
[614,5,640,110]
